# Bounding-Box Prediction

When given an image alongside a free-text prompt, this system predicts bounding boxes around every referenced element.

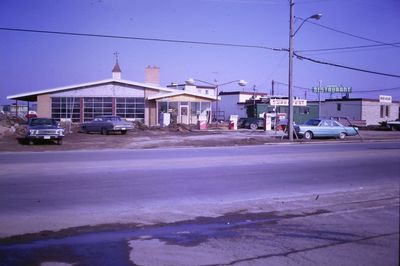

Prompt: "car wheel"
[101,128,108,135]
[303,131,313,140]
[28,139,34,145]
[338,132,346,140]
[249,123,258,130]
[121,130,127,135]
[56,139,63,145]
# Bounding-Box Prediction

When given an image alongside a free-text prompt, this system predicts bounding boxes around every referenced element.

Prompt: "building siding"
[52,84,145,98]
[320,100,362,121]
[320,99,399,126]
[37,94,51,118]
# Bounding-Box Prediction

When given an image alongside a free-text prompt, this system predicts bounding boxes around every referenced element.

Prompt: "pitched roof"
[148,90,218,101]
[112,61,122,73]
[7,79,175,102]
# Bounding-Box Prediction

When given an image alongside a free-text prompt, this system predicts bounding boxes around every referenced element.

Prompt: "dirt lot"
[0,123,399,152]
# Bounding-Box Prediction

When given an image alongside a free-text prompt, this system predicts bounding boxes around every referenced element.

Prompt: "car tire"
[56,139,63,145]
[249,123,258,130]
[28,139,34,145]
[303,131,313,140]
[101,128,108,135]
[338,132,346,140]
[121,130,127,135]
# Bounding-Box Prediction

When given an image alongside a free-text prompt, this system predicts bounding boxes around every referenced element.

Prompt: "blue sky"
[1,0,399,104]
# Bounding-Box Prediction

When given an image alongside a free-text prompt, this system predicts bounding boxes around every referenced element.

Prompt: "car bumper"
[26,135,63,140]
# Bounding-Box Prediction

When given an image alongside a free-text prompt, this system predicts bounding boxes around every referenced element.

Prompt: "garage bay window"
[51,97,81,122]
[83,97,113,121]
[116,97,145,121]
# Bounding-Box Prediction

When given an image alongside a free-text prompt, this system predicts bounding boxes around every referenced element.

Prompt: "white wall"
[218,94,247,120]
[180,85,216,96]
[362,101,399,125]
[52,84,145,98]
[320,100,399,125]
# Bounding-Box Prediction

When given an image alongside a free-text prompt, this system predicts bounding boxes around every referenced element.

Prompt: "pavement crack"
[202,232,399,266]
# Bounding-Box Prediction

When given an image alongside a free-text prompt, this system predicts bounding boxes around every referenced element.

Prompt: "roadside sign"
[312,85,352,93]
[270,99,307,106]
[379,95,392,104]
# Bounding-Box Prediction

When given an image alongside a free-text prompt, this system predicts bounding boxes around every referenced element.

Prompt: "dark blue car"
[25,118,65,145]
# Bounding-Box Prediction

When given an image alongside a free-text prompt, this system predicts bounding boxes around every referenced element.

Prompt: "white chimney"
[145,66,160,85]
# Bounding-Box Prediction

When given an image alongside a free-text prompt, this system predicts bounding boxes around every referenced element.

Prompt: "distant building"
[233,95,400,126]
[320,98,399,126]
[1,104,30,117]
[218,91,268,121]
[167,83,217,97]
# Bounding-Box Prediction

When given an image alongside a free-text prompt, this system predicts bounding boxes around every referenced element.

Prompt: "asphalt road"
[0,141,399,235]
[0,142,399,265]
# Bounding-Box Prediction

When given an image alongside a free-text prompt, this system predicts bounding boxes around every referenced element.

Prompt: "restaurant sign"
[312,85,352,93]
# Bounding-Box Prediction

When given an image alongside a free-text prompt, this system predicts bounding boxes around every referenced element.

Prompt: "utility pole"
[271,80,275,96]
[253,85,257,117]
[288,0,295,141]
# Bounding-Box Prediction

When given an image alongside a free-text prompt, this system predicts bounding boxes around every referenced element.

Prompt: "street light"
[288,0,321,141]
[185,78,247,121]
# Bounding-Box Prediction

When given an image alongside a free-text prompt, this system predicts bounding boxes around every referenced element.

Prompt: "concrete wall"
[320,100,362,121]
[37,94,51,117]
[144,89,159,126]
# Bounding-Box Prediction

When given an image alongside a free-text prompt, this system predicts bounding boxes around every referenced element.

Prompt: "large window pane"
[115,97,145,121]
[51,97,81,123]
[83,97,113,121]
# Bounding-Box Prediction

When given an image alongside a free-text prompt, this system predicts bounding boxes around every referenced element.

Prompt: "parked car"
[81,115,133,135]
[238,117,264,130]
[25,117,64,145]
[386,119,400,131]
[298,119,359,140]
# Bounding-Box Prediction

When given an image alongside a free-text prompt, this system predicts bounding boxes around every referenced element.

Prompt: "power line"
[295,53,400,78]
[274,80,400,93]
[274,81,310,90]
[300,19,400,48]
[2,27,398,79]
[297,42,400,53]
[0,27,285,52]
[353,86,400,93]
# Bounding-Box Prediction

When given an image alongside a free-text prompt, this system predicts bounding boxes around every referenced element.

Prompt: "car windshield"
[94,116,122,122]
[30,118,56,126]
[106,116,121,122]
[304,119,321,126]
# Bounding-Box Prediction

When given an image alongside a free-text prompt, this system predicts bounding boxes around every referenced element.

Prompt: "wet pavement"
[1,189,398,266]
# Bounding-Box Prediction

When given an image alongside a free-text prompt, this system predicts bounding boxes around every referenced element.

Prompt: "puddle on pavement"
[0,209,330,266]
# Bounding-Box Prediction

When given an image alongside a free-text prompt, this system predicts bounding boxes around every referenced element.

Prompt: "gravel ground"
[0,128,399,152]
